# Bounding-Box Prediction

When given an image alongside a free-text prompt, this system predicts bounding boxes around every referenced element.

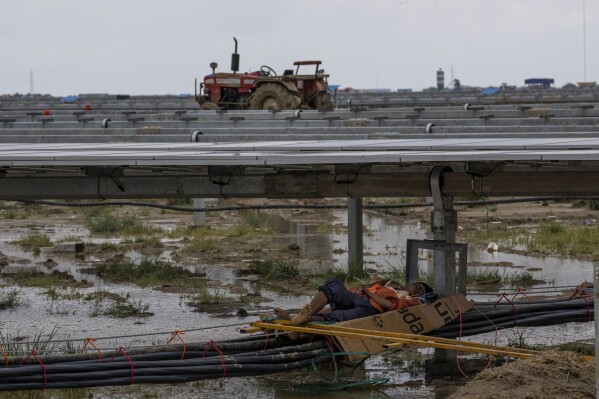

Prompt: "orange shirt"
[350,284,402,313]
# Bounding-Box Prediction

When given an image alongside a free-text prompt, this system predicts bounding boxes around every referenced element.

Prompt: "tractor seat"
[283,69,294,76]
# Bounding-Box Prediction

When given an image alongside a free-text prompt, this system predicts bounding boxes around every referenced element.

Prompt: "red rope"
[448,296,469,378]
[0,345,8,368]
[110,347,135,384]
[83,338,102,363]
[494,292,517,323]
[569,288,591,321]
[470,302,499,371]
[202,340,227,378]
[511,288,531,304]
[570,286,593,302]
[263,333,269,351]
[19,350,46,389]
[166,330,187,360]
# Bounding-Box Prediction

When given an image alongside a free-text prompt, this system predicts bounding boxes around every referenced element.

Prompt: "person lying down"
[274,277,435,325]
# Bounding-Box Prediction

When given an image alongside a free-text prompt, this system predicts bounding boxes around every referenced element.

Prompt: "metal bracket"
[405,239,467,294]
[430,165,454,210]
[430,166,456,237]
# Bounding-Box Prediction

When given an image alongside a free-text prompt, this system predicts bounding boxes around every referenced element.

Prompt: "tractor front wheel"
[249,83,301,111]
[314,92,333,111]
[199,101,221,111]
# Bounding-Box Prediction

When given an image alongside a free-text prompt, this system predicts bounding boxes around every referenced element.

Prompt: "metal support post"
[193,198,205,226]
[347,197,364,277]
[430,166,458,363]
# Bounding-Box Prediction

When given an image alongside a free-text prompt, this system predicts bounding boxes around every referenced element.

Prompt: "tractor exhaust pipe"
[231,37,240,74]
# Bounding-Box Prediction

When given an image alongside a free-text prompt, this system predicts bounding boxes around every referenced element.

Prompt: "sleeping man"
[274,277,435,325]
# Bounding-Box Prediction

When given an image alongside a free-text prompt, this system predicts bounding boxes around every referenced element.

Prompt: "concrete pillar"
[430,166,458,363]
[347,197,364,277]
[193,198,205,226]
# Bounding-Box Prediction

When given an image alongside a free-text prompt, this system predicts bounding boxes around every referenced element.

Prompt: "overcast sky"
[0,0,596,95]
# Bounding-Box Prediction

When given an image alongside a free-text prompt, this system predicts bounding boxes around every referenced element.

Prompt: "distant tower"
[29,69,34,94]
[437,68,445,90]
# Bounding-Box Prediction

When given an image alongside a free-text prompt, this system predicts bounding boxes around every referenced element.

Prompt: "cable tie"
[83,337,102,363]
[110,346,135,384]
[19,350,47,389]
[166,330,187,360]
[202,340,227,378]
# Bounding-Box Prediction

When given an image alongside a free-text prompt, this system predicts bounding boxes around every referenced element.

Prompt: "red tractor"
[195,38,332,111]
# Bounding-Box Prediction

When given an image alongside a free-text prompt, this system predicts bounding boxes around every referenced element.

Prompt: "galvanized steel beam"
[2,171,599,199]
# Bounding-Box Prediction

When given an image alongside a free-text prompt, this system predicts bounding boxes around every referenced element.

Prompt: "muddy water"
[270,210,594,288]
[0,210,595,398]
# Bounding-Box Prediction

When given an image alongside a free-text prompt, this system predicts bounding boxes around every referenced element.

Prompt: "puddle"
[0,209,595,398]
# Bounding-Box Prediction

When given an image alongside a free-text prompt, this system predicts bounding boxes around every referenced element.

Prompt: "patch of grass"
[13,232,53,254]
[56,235,83,243]
[93,259,206,288]
[12,270,91,288]
[83,289,125,302]
[102,299,151,318]
[462,221,599,260]
[0,289,23,310]
[239,211,271,229]
[44,287,84,301]
[167,226,217,239]
[3,209,16,219]
[182,237,220,253]
[0,327,63,357]
[122,236,164,248]
[506,271,535,286]
[540,221,566,235]
[80,206,111,218]
[466,269,502,285]
[86,213,162,235]
[248,258,300,280]
[186,290,226,309]
[506,330,594,356]
[523,222,599,259]
[98,242,120,251]
[588,200,599,210]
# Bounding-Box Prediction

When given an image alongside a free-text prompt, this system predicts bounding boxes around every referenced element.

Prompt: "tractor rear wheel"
[249,83,301,111]
[314,92,333,111]
[199,101,221,111]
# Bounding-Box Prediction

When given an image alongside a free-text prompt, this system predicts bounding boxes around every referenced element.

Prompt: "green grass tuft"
[182,237,220,253]
[12,270,89,288]
[13,232,53,253]
[248,258,300,280]
[93,259,205,288]
[0,289,23,310]
[466,269,502,285]
[86,213,161,235]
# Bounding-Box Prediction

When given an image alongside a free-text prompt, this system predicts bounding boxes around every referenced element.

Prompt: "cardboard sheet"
[335,294,472,360]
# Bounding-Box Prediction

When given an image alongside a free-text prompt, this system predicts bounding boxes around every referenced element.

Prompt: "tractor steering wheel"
[260,65,277,77]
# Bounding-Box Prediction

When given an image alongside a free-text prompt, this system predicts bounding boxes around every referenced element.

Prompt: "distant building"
[524,78,554,89]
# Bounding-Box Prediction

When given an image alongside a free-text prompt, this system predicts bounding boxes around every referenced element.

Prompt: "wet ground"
[0,202,595,398]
